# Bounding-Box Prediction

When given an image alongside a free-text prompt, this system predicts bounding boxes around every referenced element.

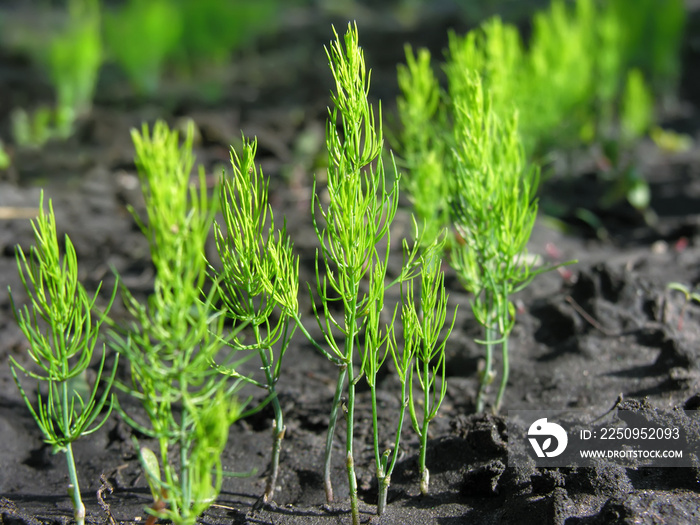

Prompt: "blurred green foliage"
[48,0,102,135]
[398,0,686,235]
[103,0,182,95]
[104,0,280,96]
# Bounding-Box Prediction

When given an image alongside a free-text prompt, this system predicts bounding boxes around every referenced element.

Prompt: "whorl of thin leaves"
[214,136,298,331]
[312,23,404,363]
[450,73,541,307]
[9,193,117,451]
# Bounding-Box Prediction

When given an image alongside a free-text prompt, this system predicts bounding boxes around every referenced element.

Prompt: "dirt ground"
[1,2,700,524]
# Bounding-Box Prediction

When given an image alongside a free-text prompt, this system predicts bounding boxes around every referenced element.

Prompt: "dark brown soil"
[2,2,700,524]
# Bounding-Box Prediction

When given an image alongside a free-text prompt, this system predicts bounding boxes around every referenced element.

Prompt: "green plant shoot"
[621,69,654,145]
[306,23,419,524]
[9,192,118,525]
[667,282,700,331]
[396,45,448,245]
[111,121,244,525]
[11,107,55,149]
[47,0,102,136]
[104,0,182,95]
[360,262,399,516]
[405,238,457,494]
[174,0,278,71]
[450,73,547,413]
[212,136,299,503]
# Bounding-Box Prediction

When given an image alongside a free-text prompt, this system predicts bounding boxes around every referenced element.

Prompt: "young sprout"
[362,235,455,510]
[361,262,399,516]
[104,0,182,95]
[9,192,118,525]
[111,120,245,525]
[450,73,553,413]
[47,0,102,137]
[303,23,419,523]
[667,282,700,331]
[405,237,457,494]
[212,136,299,503]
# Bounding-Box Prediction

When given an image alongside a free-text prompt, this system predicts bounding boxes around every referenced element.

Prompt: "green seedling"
[605,0,685,97]
[11,107,56,149]
[174,0,278,70]
[396,45,448,245]
[0,140,10,169]
[9,192,118,525]
[110,121,246,525]
[667,283,700,331]
[47,0,102,137]
[303,23,420,523]
[359,236,453,513]
[404,239,457,494]
[104,0,182,95]
[600,69,655,222]
[360,259,402,516]
[449,73,566,413]
[212,136,299,503]
[621,70,654,146]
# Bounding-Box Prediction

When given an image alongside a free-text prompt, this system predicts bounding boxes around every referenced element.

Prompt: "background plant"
[396,45,448,245]
[173,0,278,71]
[103,0,281,99]
[398,0,686,211]
[211,136,299,504]
[448,73,550,413]
[47,0,101,137]
[103,0,182,96]
[110,121,245,525]
[8,192,118,525]
[599,68,655,222]
[8,0,102,147]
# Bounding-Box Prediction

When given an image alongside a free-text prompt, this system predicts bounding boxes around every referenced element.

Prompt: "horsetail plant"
[360,263,401,516]
[361,235,456,513]
[110,120,246,525]
[212,136,299,503]
[396,45,448,246]
[9,192,118,525]
[449,73,556,413]
[405,237,457,494]
[306,23,420,523]
[47,0,102,137]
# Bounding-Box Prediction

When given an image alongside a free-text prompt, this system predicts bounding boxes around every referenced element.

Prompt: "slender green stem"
[63,378,84,525]
[476,323,496,413]
[419,357,430,495]
[345,360,359,525]
[375,377,409,514]
[324,364,347,502]
[495,332,509,414]
[180,396,190,522]
[370,384,387,514]
[254,325,285,503]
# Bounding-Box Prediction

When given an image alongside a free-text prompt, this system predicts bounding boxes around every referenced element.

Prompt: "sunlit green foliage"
[212,136,299,503]
[111,121,244,525]
[449,74,545,413]
[9,192,118,525]
[397,46,448,245]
